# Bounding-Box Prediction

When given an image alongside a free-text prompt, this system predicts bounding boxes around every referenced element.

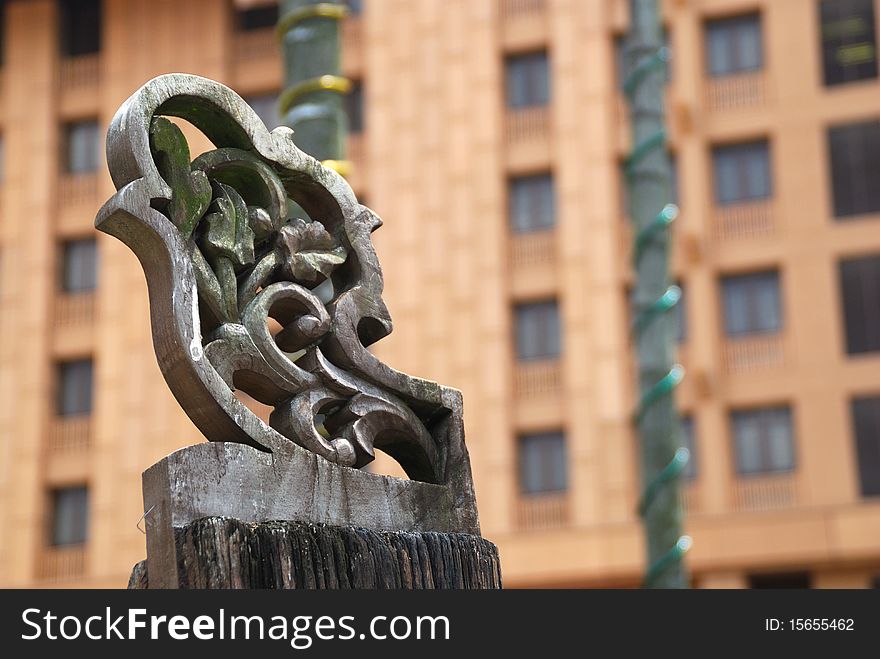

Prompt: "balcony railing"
[516,492,569,530]
[514,359,562,398]
[37,545,86,583]
[54,293,96,327]
[505,106,550,144]
[233,27,277,63]
[59,54,100,91]
[510,230,555,269]
[732,473,797,512]
[713,200,775,240]
[705,71,766,112]
[58,173,99,208]
[680,481,698,515]
[47,416,92,453]
[722,333,787,374]
[500,0,546,21]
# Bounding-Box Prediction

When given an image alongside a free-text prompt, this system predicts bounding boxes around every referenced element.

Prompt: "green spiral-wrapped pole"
[277,0,351,176]
[624,0,691,588]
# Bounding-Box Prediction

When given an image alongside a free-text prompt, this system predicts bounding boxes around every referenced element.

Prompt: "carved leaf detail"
[278,218,347,285]
[149,117,211,238]
[195,182,256,323]
[199,181,256,268]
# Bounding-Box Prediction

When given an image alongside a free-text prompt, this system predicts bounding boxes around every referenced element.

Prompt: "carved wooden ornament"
[96,74,479,534]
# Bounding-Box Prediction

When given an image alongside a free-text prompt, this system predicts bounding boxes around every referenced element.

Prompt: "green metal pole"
[277,0,350,176]
[623,0,691,588]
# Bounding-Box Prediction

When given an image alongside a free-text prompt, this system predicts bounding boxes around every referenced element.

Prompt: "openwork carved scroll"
[97,74,478,534]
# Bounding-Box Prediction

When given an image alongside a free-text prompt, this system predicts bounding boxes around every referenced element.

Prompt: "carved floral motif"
[96,75,458,488]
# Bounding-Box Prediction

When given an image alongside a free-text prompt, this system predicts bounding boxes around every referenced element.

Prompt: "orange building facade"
[1,0,879,588]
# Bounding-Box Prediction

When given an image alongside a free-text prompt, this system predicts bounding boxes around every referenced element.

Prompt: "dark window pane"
[674,281,686,343]
[236,3,278,31]
[63,120,100,174]
[346,80,364,134]
[51,486,88,546]
[509,173,555,232]
[705,14,763,76]
[619,159,630,217]
[57,359,93,417]
[518,432,567,494]
[59,0,101,56]
[712,141,771,205]
[681,415,697,479]
[819,0,878,86]
[515,300,561,360]
[670,151,679,205]
[246,93,280,129]
[748,572,810,588]
[721,271,781,336]
[61,239,97,293]
[852,396,880,496]
[839,254,880,354]
[505,51,550,108]
[615,34,626,88]
[828,120,880,218]
[731,406,795,474]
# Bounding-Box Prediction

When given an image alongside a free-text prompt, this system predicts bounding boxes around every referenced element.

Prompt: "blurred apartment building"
[0,0,879,588]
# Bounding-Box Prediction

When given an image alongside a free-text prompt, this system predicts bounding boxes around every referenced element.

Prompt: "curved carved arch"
[96,73,470,499]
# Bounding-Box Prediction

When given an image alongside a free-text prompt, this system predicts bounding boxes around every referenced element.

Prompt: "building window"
[346,80,364,134]
[712,140,771,205]
[505,51,550,108]
[674,282,686,343]
[59,0,101,56]
[63,120,100,174]
[509,173,555,233]
[61,239,98,293]
[345,0,363,16]
[50,486,88,546]
[681,415,697,479]
[669,152,679,206]
[721,271,781,336]
[839,254,880,354]
[515,300,561,360]
[518,432,567,494]
[57,359,93,417]
[731,406,795,475]
[705,13,762,76]
[246,93,280,130]
[852,396,880,497]
[235,3,279,31]
[748,572,811,589]
[819,0,878,87]
[827,120,880,218]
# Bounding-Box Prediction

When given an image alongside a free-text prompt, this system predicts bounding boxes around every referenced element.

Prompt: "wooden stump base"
[128,516,502,589]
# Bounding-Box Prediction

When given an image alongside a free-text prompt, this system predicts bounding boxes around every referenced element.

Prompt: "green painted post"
[623,0,691,588]
[277,0,350,176]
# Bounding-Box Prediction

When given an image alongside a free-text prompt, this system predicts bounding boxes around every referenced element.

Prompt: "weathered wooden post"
[97,74,500,589]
